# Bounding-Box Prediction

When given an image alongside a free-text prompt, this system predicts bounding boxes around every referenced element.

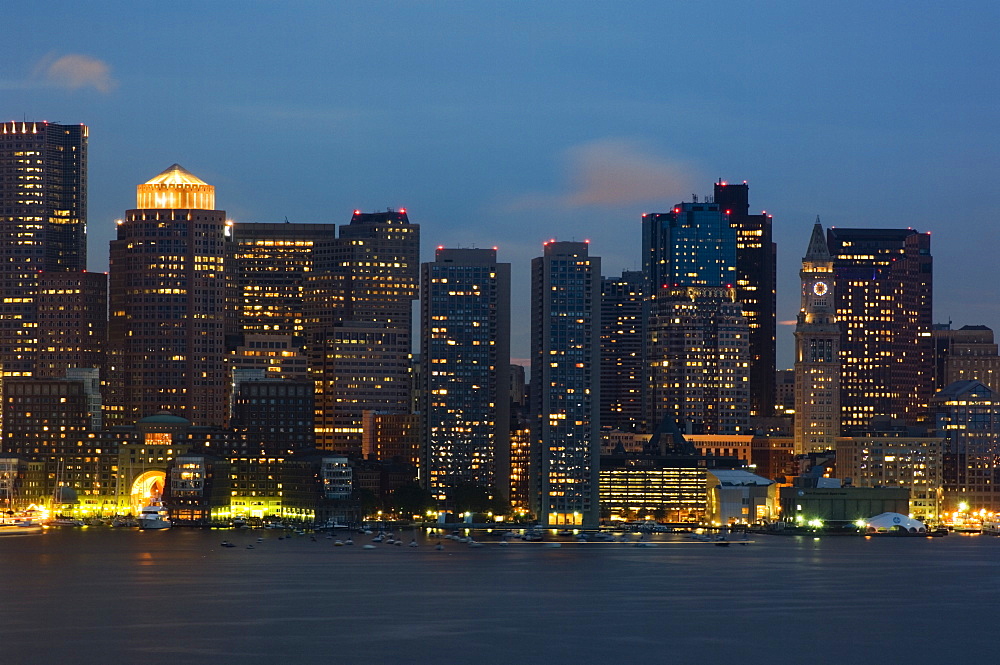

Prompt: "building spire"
[804,217,830,260]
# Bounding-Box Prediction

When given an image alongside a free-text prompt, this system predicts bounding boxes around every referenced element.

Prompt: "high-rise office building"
[107,165,230,426]
[35,271,107,379]
[530,241,600,527]
[0,121,89,378]
[600,271,644,432]
[229,375,315,456]
[230,222,338,338]
[793,221,842,453]
[643,200,750,435]
[827,227,932,430]
[932,380,1000,512]
[713,181,776,419]
[308,209,419,456]
[421,248,511,504]
[932,324,1000,393]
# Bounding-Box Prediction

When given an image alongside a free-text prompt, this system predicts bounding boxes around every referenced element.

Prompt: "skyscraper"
[599,271,645,432]
[794,220,841,453]
[0,121,89,378]
[932,324,1000,393]
[421,248,510,503]
[643,200,750,435]
[308,209,419,456]
[713,181,776,419]
[827,227,933,430]
[932,380,1000,512]
[531,241,600,527]
[230,222,338,338]
[107,165,230,426]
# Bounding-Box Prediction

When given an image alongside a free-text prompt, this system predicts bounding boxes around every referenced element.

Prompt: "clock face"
[813,281,829,296]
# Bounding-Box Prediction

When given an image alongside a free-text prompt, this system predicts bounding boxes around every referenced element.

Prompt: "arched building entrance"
[130,470,166,515]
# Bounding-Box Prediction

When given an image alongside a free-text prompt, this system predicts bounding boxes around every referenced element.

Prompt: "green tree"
[352,487,380,519]
[386,484,435,518]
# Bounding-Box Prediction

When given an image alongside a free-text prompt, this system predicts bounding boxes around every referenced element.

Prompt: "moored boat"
[138,501,171,530]
[0,514,43,536]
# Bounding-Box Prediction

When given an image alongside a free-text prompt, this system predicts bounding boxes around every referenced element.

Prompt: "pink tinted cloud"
[562,139,695,208]
[35,53,116,93]
[509,139,698,211]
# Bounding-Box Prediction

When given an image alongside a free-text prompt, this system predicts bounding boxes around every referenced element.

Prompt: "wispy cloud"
[510,139,699,211]
[34,53,117,93]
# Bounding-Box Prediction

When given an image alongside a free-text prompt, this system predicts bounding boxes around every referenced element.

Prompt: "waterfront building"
[1,376,105,509]
[229,375,315,456]
[421,248,511,505]
[713,181,776,419]
[827,227,933,431]
[307,209,419,456]
[932,324,1000,393]
[793,221,842,453]
[107,165,230,427]
[508,412,532,515]
[0,121,89,380]
[531,241,601,527]
[834,423,944,522]
[706,469,777,525]
[779,485,910,526]
[643,198,750,435]
[931,380,1000,512]
[165,453,230,525]
[599,417,744,523]
[600,271,645,432]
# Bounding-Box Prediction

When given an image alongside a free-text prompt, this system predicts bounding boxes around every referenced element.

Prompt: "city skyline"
[2,3,998,367]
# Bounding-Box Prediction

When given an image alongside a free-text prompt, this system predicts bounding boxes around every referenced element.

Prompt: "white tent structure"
[862,512,927,535]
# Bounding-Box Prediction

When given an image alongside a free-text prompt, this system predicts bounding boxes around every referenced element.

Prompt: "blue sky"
[3,2,998,366]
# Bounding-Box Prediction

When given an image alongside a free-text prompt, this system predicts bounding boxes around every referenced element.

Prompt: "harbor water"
[2,527,995,664]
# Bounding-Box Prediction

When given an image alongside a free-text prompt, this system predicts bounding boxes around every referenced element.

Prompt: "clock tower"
[793,219,841,453]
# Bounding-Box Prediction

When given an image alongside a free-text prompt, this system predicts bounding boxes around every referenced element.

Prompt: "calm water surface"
[2,527,996,664]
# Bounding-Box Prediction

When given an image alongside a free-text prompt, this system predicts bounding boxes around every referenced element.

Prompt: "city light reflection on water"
[3,528,999,665]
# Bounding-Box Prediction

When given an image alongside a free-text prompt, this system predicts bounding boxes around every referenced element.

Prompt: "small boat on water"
[46,518,84,527]
[138,501,171,530]
[0,514,43,536]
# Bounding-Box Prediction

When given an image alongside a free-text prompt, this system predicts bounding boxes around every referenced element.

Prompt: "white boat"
[138,502,171,530]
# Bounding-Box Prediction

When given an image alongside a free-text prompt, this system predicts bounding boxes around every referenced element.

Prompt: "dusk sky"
[4,2,998,367]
